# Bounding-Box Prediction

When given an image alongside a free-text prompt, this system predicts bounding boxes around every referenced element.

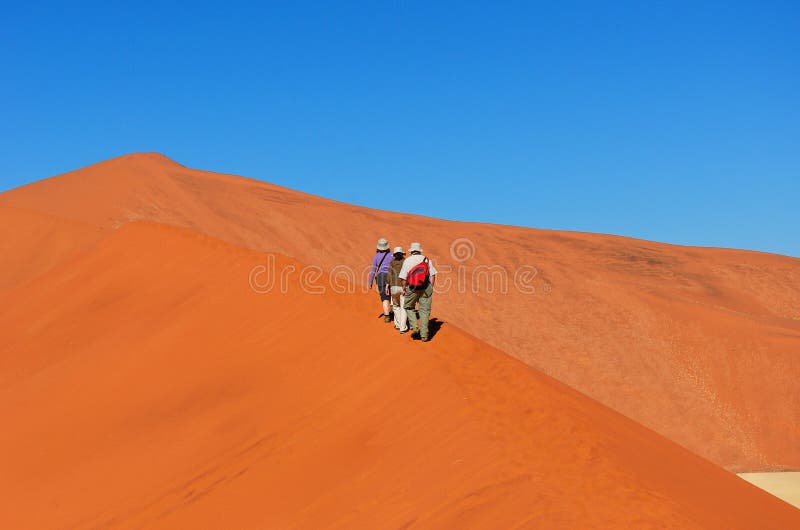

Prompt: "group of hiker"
[367,238,438,343]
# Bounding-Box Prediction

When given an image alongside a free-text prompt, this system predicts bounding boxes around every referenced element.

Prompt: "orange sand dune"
[1,221,798,528]
[2,152,797,471]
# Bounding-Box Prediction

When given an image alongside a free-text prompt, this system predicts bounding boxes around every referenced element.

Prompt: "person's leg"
[404,289,420,333]
[418,283,434,340]
[390,287,402,329]
[397,293,408,332]
[377,273,391,320]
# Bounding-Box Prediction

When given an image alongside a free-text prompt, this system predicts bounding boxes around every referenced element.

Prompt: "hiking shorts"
[375,272,390,301]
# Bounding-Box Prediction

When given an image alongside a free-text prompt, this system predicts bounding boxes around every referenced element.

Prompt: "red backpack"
[406,258,430,289]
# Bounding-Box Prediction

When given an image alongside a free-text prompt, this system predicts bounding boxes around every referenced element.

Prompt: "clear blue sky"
[2,1,798,256]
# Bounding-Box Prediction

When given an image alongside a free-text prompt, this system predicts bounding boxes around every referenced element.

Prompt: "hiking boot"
[410,327,420,339]
[399,328,409,334]
[421,336,430,342]
[384,315,392,323]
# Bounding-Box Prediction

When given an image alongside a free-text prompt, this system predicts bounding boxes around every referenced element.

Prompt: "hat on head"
[409,242,423,253]
[393,246,405,254]
[376,238,389,251]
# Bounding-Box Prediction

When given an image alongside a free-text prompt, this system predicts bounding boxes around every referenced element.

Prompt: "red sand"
[1,153,799,527]
[2,153,797,471]
[1,221,798,528]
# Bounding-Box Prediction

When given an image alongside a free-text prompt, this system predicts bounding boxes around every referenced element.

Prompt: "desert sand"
[1,154,799,527]
[2,153,797,471]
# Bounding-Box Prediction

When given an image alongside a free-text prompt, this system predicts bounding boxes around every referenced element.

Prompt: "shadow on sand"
[423,318,445,340]
[408,317,445,342]
[378,314,446,342]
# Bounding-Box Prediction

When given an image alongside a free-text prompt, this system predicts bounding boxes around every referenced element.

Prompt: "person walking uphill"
[399,242,438,342]
[387,246,409,334]
[368,238,393,322]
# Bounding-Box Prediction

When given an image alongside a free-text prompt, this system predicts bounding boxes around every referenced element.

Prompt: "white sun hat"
[393,246,405,254]
[408,242,423,253]
[376,238,390,251]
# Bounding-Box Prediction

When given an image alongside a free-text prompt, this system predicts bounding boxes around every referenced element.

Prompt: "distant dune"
[1,154,798,527]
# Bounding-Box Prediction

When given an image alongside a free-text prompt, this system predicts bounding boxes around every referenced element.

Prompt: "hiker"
[399,242,438,342]
[368,237,393,322]
[387,246,409,334]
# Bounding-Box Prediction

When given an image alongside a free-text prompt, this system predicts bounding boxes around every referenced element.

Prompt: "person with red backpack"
[399,242,438,342]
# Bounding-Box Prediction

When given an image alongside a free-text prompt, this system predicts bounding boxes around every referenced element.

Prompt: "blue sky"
[2,1,798,256]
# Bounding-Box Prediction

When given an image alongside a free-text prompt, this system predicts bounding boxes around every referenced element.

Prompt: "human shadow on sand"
[378,314,445,342]
[409,317,445,342]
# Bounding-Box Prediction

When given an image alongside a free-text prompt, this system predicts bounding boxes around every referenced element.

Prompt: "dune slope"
[2,152,797,471]
[1,222,798,529]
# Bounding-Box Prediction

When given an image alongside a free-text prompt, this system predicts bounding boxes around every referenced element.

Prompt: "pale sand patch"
[738,472,800,509]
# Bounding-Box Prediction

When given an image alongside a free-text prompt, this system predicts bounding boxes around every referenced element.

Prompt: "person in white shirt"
[387,246,409,334]
[399,242,438,342]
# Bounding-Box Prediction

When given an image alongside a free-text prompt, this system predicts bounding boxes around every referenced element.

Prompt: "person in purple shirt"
[368,237,393,322]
